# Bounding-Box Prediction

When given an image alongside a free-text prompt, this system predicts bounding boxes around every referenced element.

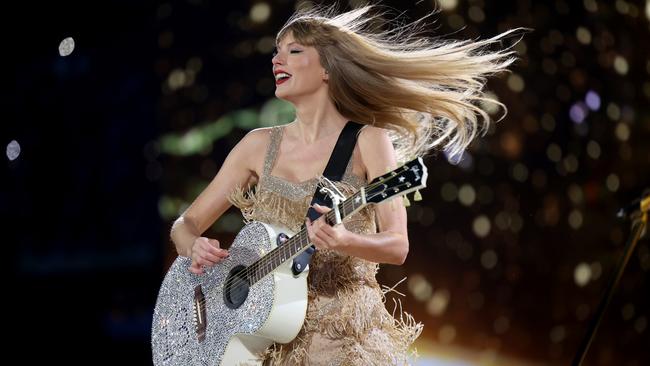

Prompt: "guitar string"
[211,176,397,295]
[227,165,416,286]
[199,179,418,309]
[199,173,418,306]
[202,175,419,307]
[198,177,417,306]
[198,191,363,305]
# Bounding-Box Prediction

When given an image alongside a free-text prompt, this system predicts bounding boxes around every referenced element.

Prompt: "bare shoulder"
[236,125,282,181]
[240,126,272,146]
[357,125,393,155]
[236,126,275,159]
[358,124,389,141]
[357,125,396,180]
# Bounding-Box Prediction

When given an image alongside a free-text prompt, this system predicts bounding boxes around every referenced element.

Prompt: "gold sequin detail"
[228,125,423,365]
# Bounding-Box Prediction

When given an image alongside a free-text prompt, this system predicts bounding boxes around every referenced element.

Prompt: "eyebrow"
[275,42,299,49]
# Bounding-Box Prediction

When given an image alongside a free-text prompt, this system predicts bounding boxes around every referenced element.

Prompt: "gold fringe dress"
[228,125,423,365]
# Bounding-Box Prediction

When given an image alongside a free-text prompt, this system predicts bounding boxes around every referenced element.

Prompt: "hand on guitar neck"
[188,237,230,275]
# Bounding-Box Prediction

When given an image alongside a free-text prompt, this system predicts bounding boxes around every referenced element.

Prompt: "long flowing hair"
[276,4,526,163]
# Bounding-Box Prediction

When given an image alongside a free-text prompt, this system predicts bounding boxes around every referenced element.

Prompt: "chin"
[274,90,294,102]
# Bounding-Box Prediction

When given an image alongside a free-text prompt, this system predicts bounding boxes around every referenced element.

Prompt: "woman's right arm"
[170,128,268,274]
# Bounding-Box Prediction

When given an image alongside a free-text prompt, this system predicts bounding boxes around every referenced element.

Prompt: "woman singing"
[170,4,521,365]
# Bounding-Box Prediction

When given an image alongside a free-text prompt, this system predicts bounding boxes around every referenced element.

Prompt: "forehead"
[276,30,299,47]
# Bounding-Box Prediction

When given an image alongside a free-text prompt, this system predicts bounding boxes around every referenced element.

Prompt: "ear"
[323,69,329,81]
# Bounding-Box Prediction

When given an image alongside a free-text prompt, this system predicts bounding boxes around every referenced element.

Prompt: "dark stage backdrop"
[7,0,649,365]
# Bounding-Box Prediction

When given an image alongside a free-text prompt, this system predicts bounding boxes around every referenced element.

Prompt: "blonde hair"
[276,4,526,163]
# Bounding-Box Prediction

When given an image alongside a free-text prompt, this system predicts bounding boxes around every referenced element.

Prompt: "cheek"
[292,57,323,85]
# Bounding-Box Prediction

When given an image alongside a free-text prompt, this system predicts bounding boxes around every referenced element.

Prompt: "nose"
[272,51,284,67]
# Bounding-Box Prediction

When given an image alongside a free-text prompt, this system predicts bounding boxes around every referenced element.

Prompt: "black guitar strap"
[291,121,364,275]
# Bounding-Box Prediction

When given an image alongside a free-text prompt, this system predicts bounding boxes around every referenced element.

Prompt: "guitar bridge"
[193,285,207,342]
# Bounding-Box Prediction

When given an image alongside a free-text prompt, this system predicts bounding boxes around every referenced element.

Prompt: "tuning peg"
[403,195,411,207]
[413,189,422,201]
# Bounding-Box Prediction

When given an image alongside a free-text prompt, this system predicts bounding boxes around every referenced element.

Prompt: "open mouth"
[275,72,292,85]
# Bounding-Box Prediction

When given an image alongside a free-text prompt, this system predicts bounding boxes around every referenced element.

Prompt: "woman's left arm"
[306,126,409,265]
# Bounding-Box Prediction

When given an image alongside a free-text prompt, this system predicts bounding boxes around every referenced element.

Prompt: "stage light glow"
[585,90,601,110]
[256,36,276,54]
[615,0,630,14]
[408,274,433,302]
[568,209,583,229]
[495,211,510,231]
[549,325,566,343]
[614,55,629,75]
[615,123,630,141]
[506,74,524,92]
[586,140,601,159]
[511,163,529,182]
[468,6,485,23]
[605,173,620,192]
[567,184,584,204]
[458,184,476,206]
[441,182,458,202]
[574,263,592,286]
[438,324,457,344]
[447,14,465,29]
[438,0,459,11]
[472,215,491,238]
[480,249,498,269]
[58,37,75,56]
[569,102,588,124]
[186,57,203,72]
[546,143,562,162]
[250,2,271,23]
[167,69,187,90]
[426,289,450,316]
[6,140,20,161]
[606,103,621,120]
[583,0,598,12]
[563,155,579,173]
[576,27,592,44]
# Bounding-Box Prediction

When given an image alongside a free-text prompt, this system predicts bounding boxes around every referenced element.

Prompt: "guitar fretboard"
[246,188,366,284]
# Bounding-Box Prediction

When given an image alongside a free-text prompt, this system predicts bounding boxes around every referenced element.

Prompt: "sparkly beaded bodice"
[227,125,422,365]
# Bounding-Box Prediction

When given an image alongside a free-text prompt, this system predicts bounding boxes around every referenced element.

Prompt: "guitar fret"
[249,189,371,286]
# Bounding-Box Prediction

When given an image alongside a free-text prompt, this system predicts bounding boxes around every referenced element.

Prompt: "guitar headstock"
[364,157,428,205]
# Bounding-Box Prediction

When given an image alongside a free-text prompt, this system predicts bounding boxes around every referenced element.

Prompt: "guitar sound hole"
[223,265,250,309]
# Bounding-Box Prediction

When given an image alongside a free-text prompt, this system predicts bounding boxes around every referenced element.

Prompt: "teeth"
[275,73,291,80]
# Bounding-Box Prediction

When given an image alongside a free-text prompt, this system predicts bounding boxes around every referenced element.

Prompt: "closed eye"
[272,49,302,57]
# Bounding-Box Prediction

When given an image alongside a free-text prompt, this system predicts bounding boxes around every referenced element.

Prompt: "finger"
[315,229,334,244]
[201,251,222,263]
[189,262,203,274]
[208,238,221,248]
[202,241,224,256]
[323,223,344,236]
[310,234,327,249]
[312,204,331,213]
[196,256,217,267]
